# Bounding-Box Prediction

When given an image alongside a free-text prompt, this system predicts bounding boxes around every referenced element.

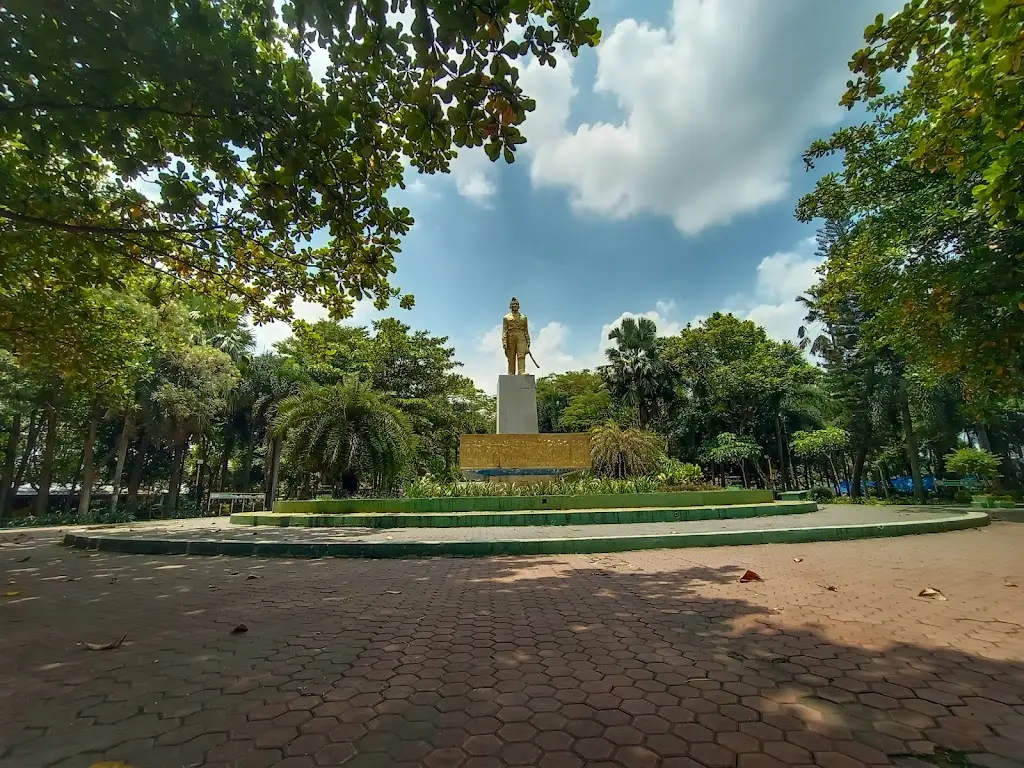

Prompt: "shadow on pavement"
[0,530,1021,768]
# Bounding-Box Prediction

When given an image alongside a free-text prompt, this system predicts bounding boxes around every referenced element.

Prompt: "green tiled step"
[232,501,817,528]
[273,488,772,515]
[64,510,990,558]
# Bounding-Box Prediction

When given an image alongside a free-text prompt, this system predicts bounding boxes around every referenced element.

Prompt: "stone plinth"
[459,433,590,483]
[497,374,539,434]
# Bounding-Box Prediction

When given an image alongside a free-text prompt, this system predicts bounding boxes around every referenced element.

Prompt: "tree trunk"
[236,437,255,491]
[0,414,21,519]
[109,413,136,514]
[264,435,282,510]
[13,410,40,502]
[803,462,810,490]
[34,404,60,517]
[77,408,100,517]
[164,428,187,517]
[126,431,150,516]
[876,467,891,500]
[827,455,840,494]
[990,430,1020,490]
[976,423,992,451]
[774,415,789,491]
[739,461,748,488]
[899,380,925,502]
[850,443,868,500]
[219,427,235,491]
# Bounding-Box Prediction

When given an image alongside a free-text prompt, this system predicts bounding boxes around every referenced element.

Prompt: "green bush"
[406,474,663,498]
[589,422,665,478]
[656,458,706,489]
[944,447,1000,489]
[809,486,835,503]
[953,489,973,504]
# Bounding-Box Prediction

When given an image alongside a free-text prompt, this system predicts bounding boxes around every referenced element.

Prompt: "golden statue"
[502,297,531,375]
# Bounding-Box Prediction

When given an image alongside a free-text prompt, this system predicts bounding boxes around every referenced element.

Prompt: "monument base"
[497,374,539,434]
[459,433,590,484]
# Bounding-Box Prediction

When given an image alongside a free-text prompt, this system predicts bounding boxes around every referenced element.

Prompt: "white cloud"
[458,306,683,393]
[518,0,896,234]
[696,237,823,347]
[251,298,379,353]
[447,149,498,206]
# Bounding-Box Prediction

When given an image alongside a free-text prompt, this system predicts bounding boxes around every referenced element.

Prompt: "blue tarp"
[837,476,937,495]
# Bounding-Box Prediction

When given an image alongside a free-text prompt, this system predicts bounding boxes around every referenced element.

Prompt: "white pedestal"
[496,375,539,434]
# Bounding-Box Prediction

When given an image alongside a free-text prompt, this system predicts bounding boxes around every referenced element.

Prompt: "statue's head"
[510,297,520,312]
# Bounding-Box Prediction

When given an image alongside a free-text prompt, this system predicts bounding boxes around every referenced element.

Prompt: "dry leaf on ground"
[384,590,402,594]
[231,624,248,634]
[4,591,21,597]
[793,557,803,563]
[739,570,763,583]
[245,574,258,580]
[918,587,948,601]
[85,634,127,651]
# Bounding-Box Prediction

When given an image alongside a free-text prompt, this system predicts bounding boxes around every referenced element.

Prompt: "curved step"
[230,501,817,529]
[64,507,990,558]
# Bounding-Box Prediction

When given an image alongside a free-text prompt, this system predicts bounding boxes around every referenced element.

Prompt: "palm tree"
[238,354,303,506]
[607,316,659,360]
[273,379,414,496]
[589,422,664,479]
[601,349,674,429]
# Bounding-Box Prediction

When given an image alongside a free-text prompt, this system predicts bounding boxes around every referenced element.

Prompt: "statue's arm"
[502,316,509,350]
[524,316,530,349]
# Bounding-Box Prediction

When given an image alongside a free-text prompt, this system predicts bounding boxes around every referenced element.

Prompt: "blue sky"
[254,0,901,393]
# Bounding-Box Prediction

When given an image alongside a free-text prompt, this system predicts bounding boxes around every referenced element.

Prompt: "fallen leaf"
[918,587,947,601]
[739,570,763,583]
[64,577,79,582]
[1005,581,1018,588]
[16,555,30,562]
[85,634,127,651]
[793,558,803,563]
[384,590,402,594]
[4,590,21,597]
[231,624,248,634]
[822,585,838,592]
[228,571,239,576]
[245,574,258,580]
[88,762,135,768]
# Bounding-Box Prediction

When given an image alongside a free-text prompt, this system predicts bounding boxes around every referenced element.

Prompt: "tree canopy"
[1,0,600,326]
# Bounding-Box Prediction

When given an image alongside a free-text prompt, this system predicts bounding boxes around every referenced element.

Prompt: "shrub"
[656,458,707,490]
[404,474,661,498]
[589,422,665,478]
[809,486,835,503]
[953,489,973,504]
[944,447,1000,489]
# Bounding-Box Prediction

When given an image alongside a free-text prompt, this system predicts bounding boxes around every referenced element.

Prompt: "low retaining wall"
[233,500,816,528]
[272,488,774,515]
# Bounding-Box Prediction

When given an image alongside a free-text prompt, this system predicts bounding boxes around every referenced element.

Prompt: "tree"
[791,428,850,492]
[274,379,414,495]
[602,317,675,429]
[842,1,1024,229]
[537,370,610,433]
[152,344,239,515]
[589,422,664,479]
[2,0,600,322]
[944,447,1001,491]
[701,432,762,488]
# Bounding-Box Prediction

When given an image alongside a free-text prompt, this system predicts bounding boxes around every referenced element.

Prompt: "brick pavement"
[1,523,1022,768]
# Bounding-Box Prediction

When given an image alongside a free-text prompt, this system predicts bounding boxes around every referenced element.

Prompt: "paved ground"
[1,522,1023,768]
[57,504,979,544]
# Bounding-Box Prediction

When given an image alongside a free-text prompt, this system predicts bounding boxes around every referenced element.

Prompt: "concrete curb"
[63,510,990,558]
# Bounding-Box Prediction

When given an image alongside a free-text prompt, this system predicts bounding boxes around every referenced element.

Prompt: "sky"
[252,0,901,394]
